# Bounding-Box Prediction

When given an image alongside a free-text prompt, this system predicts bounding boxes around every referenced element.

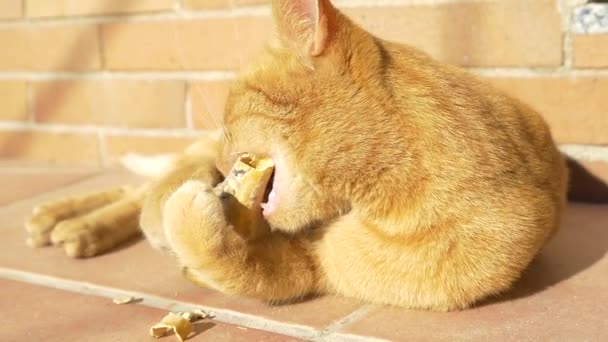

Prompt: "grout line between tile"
[318,305,375,340]
[0,267,321,340]
[322,333,390,342]
[560,144,608,163]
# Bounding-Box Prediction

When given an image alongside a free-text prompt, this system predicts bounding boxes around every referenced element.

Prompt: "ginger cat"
[27,0,571,311]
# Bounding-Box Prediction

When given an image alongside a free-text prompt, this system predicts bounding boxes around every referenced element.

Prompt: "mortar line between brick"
[174,0,183,12]
[0,0,478,28]
[0,71,236,81]
[0,267,321,340]
[0,6,271,28]
[2,69,608,81]
[0,121,214,137]
[185,83,195,130]
[469,68,608,77]
[25,82,34,123]
[20,0,26,19]
[558,0,577,69]
[97,132,108,167]
[96,25,106,70]
[563,26,575,69]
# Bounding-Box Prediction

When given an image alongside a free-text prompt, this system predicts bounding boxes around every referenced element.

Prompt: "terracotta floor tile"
[337,203,608,341]
[0,168,97,205]
[4,167,606,341]
[0,170,362,331]
[0,279,303,341]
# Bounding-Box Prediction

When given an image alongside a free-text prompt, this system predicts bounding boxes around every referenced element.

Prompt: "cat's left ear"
[272,0,336,57]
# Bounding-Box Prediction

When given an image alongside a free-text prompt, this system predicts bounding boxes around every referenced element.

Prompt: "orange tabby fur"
[146,0,568,310]
[27,0,572,311]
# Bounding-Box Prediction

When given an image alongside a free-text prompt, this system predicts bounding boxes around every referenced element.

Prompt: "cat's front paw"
[163,181,228,258]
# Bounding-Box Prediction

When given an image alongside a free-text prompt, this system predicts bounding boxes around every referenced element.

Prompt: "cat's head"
[218,0,397,233]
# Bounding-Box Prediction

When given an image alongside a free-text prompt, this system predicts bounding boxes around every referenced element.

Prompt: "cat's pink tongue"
[261,189,278,217]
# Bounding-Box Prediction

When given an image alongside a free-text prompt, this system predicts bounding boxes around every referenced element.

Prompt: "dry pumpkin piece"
[178,310,211,322]
[112,296,141,305]
[213,153,275,240]
[149,312,193,341]
[192,309,214,320]
[214,153,274,209]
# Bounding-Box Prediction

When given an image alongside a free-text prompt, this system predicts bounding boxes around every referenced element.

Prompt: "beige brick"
[182,0,266,9]
[0,0,22,19]
[32,81,187,128]
[0,130,100,165]
[0,81,27,121]
[0,25,100,71]
[573,34,608,68]
[345,0,562,67]
[102,17,272,70]
[488,76,608,145]
[190,81,230,129]
[103,135,196,161]
[27,0,174,18]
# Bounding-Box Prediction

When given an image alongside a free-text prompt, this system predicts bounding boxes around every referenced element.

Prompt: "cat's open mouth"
[261,169,277,217]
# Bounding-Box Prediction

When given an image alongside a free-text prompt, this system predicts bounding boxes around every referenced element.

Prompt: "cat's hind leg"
[26,186,130,247]
[25,185,146,258]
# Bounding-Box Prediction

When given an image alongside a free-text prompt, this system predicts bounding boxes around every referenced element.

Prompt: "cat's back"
[382,40,567,195]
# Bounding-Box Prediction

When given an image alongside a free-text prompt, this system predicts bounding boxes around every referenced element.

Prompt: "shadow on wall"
[0,0,139,164]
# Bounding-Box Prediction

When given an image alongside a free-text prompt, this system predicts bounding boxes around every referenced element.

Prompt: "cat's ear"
[271,0,335,57]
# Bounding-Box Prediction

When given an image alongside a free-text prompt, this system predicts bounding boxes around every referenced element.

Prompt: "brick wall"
[0,0,607,169]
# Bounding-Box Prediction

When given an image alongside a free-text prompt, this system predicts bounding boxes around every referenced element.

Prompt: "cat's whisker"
[170,20,230,137]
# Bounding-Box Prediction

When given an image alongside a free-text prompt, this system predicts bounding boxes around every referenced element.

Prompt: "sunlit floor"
[1,166,606,341]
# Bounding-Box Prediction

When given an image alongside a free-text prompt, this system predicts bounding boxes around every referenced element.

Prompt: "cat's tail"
[120,153,179,179]
[566,156,608,203]
[119,129,223,180]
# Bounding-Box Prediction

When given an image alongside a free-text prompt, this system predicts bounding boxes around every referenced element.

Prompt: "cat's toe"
[50,218,101,258]
[25,213,58,247]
